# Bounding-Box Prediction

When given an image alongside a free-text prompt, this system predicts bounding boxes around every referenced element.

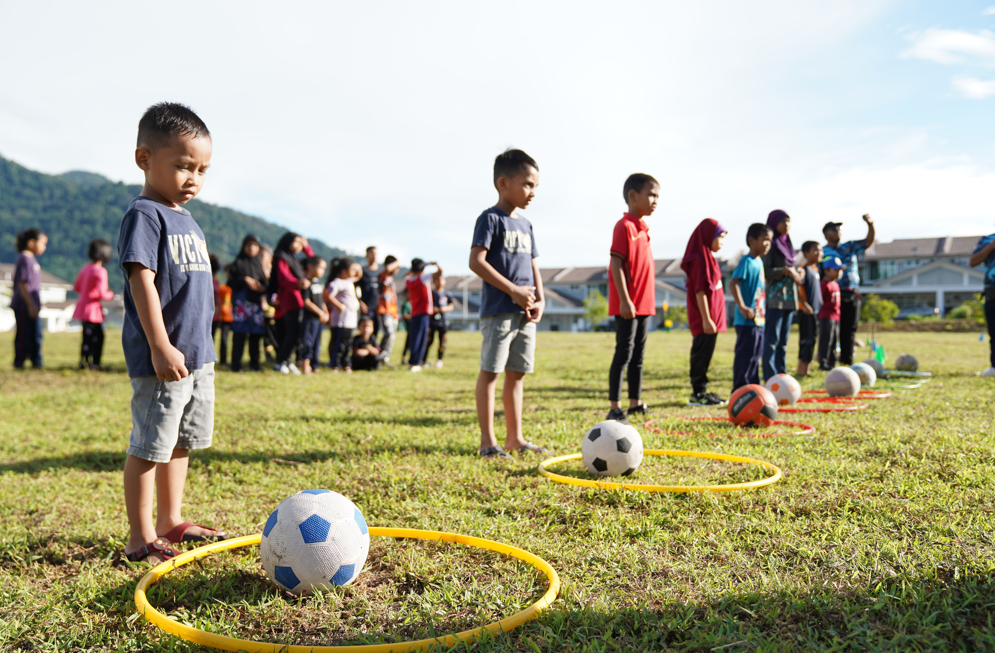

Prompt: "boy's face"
[358,320,373,338]
[824,226,841,246]
[27,235,48,255]
[749,233,771,256]
[497,165,539,210]
[307,261,327,280]
[628,182,660,218]
[136,134,212,208]
[826,267,840,281]
[366,248,377,266]
[805,244,823,264]
[434,275,446,291]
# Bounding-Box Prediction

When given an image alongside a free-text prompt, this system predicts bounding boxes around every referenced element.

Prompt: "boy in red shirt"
[817,257,843,370]
[607,174,659,424]
[404,258,441,372]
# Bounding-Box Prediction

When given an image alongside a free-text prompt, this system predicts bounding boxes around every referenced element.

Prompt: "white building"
[0,264,77,332]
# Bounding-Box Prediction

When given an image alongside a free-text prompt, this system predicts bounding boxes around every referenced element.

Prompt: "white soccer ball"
[260,489,370,595]
[764,373,802,406]
[862,358,885,378]
[581,420,643,477]
[825,367,861,397]
[850,362,877,387]
[895,353,919,371]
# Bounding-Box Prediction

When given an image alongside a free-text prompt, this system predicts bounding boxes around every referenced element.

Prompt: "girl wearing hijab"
[272,231,314,374]
[761,210,803,381]
[229,234,268,372]
[681,218,728,406]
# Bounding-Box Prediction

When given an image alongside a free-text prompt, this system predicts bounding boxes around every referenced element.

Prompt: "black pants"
[212,322,230,366]
[13,308,42,368]
[818,318,839,370]
[351,353,379,371]
[797,314,817,364]
[276,310,302,365]
[732,325,764,391]
[401,321,412,362]
[609,316,650,402]
[427,324,449,361]
[329,326,352,368]
[231,332,262,371]
[80,321,105,367]
[839,294,861,365]
[987,293,995,368]
[689,333,717,395]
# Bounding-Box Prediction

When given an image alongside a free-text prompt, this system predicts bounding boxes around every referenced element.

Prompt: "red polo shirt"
[608,213,656,316]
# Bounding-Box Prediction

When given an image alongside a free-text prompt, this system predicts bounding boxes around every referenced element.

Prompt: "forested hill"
[0,155,349,290]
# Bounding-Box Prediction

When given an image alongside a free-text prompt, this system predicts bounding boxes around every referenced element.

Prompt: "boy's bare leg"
[476,370,500,451]
[154,448,215,539]
[123,454,158,553]
[302,359,312,375]
[502,370,528,450]
[796,361,810,376]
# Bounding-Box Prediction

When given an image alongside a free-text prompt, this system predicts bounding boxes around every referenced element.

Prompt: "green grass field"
[1,328,993,652]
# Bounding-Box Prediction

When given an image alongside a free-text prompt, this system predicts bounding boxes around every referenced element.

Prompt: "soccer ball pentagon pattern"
[581,420,644,477]
[260,489,370,595]
[764,373,801,406]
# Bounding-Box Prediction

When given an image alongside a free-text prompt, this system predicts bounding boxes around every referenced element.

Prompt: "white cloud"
[902,28,995,64]
[984,6,995,16]
[952,75,995,98]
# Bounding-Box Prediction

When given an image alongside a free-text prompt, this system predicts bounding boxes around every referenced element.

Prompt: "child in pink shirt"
[72,239,116,370]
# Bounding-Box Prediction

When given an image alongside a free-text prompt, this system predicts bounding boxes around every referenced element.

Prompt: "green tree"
[861,294,899,325]
[583,289,608,329]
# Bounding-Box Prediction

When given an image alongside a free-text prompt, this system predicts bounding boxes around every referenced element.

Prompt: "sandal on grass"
[160,521,228,543]
[124,538,179,564]
[514,441,550,455]
[479,446,512,459]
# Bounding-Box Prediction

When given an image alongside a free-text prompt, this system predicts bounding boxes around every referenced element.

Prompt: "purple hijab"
[767,209,795,266]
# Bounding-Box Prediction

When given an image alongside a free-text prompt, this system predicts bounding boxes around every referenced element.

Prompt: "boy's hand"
[862,213,873,224]
[620,299,636,320]
[152,342,188,382]
[510,285,536,311]
[298,278,311,290]
[740,307,755,320]
[527,298,545,323]
[245,277,264,293]
[359,301,369,314]
[801,302,814,315]
[702,318,717,335]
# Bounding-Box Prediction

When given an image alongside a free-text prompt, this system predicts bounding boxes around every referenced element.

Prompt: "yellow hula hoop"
[134,527,561,653]
[537,449,781,493]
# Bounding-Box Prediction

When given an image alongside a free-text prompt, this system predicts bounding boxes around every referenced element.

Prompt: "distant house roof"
[0,263,72,287]
[864,236,982,260]
[550,266,610,284]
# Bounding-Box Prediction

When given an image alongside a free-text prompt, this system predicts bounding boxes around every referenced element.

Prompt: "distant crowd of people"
[210,239,455,375]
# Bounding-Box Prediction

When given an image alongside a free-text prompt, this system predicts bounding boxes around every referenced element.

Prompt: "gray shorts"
[127,363,215,463]
[480,313,536,374]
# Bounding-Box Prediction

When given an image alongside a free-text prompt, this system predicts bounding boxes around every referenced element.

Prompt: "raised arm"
[862,213,875,249]
[970,238,995,267]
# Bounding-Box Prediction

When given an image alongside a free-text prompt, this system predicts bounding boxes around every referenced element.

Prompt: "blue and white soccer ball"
[260,489,370,595]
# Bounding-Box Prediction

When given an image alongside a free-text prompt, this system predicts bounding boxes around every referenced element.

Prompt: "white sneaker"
[410,365,422,372]
[980,367,995,377]
[434,360,444,369]
[288,363,301,375]
[277,363,290,374]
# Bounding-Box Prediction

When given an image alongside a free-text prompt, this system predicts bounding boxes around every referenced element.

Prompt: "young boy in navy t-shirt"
[118,102,226,565]
[606,173,659,424]
[730,223,772,390]
[469,149,547,458]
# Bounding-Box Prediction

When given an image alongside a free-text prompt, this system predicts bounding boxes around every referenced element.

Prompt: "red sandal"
[160,521,228,543]
[124,538,179,564]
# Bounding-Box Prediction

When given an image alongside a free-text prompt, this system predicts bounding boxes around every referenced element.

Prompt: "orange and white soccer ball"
[764,373,801,406]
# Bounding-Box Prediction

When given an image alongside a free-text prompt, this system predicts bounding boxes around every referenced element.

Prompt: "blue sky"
[1,1,993,272]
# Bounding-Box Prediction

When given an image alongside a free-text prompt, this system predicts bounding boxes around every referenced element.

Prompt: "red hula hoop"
[644,416,815,439]
[778,397,869,413]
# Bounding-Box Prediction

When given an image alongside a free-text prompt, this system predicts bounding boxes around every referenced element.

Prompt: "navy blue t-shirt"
[470,207,539,318]
[431,289,454,328]
[118,196,217,377]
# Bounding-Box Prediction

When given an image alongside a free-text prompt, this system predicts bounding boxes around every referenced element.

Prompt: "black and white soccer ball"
[581,420,644,477]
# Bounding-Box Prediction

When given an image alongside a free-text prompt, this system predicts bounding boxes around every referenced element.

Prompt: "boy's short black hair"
[88,238,112,263]
[801,240,820,253]
[746,223,773,244]
[358,315,374,325]
[493,149,538,186]
[137,102,211,152]
[16,228,44,252]
[366,246,376,253]
[623,173,659,202]
[384,255,397,265]
[304,255,326,270]
[410,258,426,273]
[209,253,221,275]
